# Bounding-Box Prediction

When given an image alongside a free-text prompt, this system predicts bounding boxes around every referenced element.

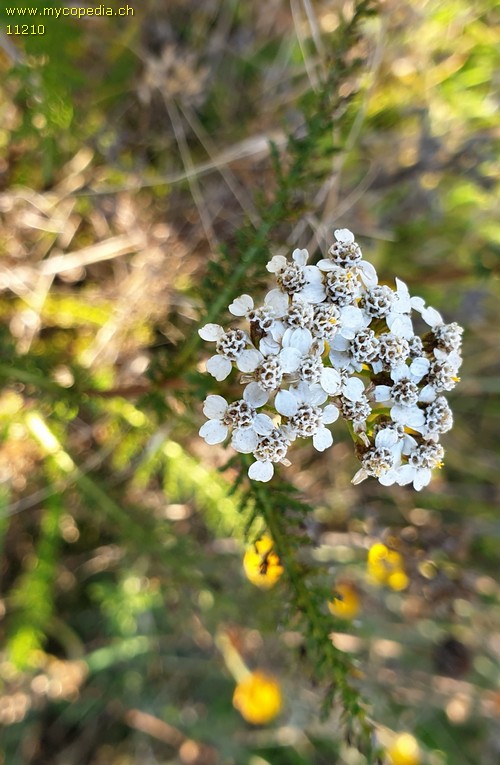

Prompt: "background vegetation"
[0,1,499,763]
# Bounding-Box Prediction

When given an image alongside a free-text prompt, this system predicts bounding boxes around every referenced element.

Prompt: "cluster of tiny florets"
[199,229,463,489]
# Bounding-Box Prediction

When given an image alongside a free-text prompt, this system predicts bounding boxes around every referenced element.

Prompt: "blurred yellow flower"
[367,543,409,591]
[243,536,284,589]
[233,670,282,725]
[387,733,421,765]
[328,582,360,620]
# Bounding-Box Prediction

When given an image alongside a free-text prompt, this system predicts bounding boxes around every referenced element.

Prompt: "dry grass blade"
[38,234,147,276]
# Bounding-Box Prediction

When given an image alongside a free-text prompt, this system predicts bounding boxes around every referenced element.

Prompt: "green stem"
[250,474,351,686]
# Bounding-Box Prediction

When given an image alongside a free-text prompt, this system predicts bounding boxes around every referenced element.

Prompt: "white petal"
[335,228,355,243]
[378,470,398,486]
[343,377,365,402]
[402,435,417,455]
[331,334,350,351]
[299,282,327,304]
[352,467,369,485]
[395,278,410,299]
[445,350,462,369]
[253,413,274,436]
[236,349,262,373]
[303,265,323,283]
[358,260,378,287]
[231,428,258,453]
[199,323,224,341]
[322,404,339,424]
[199,419,228,444]
[203,395,228,419]
[320,368,341,395]
[295,381,312,402]
[340,305,367,332]
[390,364,409,383]
[387,314,414,339]
[373,385,392,403]
[264,289,289,315]
[421,306,443,327]
[328,350,351,370]
[419,384,437,403]
[279,347,302,373]
[306,383,328,406]
[391,404,425,428]
[259,335,281,356]
[410,296,425,312]
[395,464,415,486]
[206,355,232,381]
[281,423,297,441]
[283,327,312,354]
[394,279,411,311]
[248,460,274,481]
[229,294,254,316]
[413,468,432,490]
[266,255,287,273]
[243,382,269,408]
[375,428,399,449]
[313,426,333,451]
[328,348,349,365]
[275,390,299,417]
[292,248,308,266]
[409,356,430,380]
[317,259,337,271]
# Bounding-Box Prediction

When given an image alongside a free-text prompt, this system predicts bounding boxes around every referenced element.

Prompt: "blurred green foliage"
[0,1,499,764]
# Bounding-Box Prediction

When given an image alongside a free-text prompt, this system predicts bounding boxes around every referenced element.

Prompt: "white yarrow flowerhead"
[199,227,463,488]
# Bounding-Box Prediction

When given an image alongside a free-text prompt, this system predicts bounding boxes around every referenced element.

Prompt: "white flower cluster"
[199,230,463,489]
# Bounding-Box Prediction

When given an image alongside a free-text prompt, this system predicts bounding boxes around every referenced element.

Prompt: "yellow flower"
[387,733,421,765]
[243,536,284,589]
[367,543,409,591]
[328,582,360,620]
[233,670,282,725]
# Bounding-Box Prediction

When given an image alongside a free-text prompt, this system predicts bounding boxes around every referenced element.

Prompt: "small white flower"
[373,369,426,429]
[395,441,444,490]
[361,284,395,320]
[320,366,365,401]
[416,396,453,439]
[241,325,315,391]
[318,229,377,286]
[419,353,461,400]
[199,386,274,448]
[229,290,289,321]
[432,322,463,353]
[371,332,411,373]
[340,394,372,433]
[248,427,291,482]
[275,382,338,451]
[352,428,403,485]
[328,328,379,372]
[327,335,360,373]
[267,248,326,304]
[199,324,258,381]
[199,395,231,444]
[337,304,370,340]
